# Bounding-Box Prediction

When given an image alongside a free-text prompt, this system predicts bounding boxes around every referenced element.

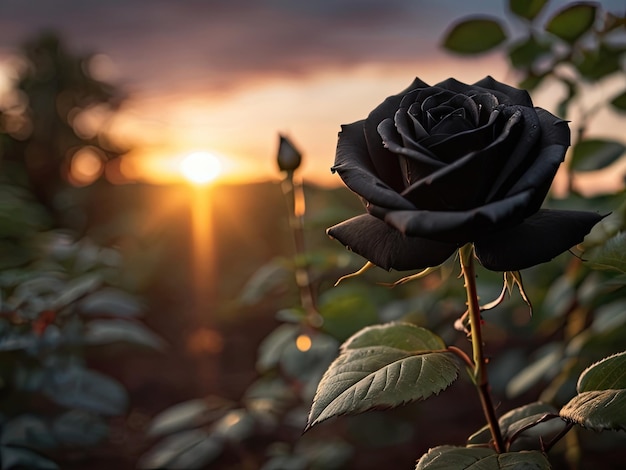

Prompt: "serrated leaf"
[560,389,626,431]
[468,402,558,446]
[306,323,459,429]
[560,352,626,431]
[443,18,506,54]
[138,429,222,470]
[577,351,626,392]
[509,0,548,21]
[546,3,597,43]
[415,446,551,469]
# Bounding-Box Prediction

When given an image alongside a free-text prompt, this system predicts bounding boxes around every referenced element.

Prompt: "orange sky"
[0,0,624,188]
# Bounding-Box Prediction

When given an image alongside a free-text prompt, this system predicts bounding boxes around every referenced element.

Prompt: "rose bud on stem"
[276,134,322,329]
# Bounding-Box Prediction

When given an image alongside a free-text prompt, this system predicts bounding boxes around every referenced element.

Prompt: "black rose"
[327,76,603,271]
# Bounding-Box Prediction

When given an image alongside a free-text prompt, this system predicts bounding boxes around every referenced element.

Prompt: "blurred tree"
[0,32,126,225]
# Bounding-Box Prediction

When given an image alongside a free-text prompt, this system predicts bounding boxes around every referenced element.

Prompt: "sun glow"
[180,151,222,185]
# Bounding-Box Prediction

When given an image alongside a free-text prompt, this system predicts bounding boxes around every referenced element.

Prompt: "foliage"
[0,35,160,469]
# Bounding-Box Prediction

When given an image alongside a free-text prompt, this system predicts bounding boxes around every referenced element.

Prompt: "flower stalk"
[281,172,322,327]
[459,244,505,453]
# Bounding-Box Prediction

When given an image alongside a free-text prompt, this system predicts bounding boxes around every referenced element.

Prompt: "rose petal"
[377,118,445,186]
[332,121,415,211]
[327,214,457,271]
[364,78,430,192]
[473,76,534,107]
[380,191,533,243]
[400,109,524,210]
[422,107,501,163]
[474,209,606,271]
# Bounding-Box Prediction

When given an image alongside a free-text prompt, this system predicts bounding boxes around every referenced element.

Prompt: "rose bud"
[277,134,302,174]
[328,76,604,272]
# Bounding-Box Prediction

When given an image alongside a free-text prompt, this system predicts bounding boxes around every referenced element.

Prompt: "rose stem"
[281,172,322,327]
[459,243,505,453]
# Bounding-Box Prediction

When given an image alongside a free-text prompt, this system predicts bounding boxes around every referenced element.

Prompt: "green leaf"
[560,390,626,431]
[211,409,255,442]
[576,43,625,81]
[468,402,559,446]
[560,352,626,431]
[545,3,597,43]
[518,72,546,91]
[138,429,222,470]
[256,323,299,373]
[507,35,552,69]
[317,285,380,341]
[588,232,626,274]
[44,367,128,416]
[306,323,459,429]
[52,411,109,447]
[571,139,625,172]
[509,0,548,21]
[85,319,166,350]
[577,351,626,391]
[443,18,507,54]
[1,415,57,449]
[0,446,59,470]
[77,288,144,317]
[415,446,551,469]
[611,89,626,112]
[147,399,222,437]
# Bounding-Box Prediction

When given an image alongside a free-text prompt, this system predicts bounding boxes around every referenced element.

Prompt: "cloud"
[0,0,458,94]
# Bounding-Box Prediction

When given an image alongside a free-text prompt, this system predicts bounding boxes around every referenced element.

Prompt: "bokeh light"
[69,146,104,186]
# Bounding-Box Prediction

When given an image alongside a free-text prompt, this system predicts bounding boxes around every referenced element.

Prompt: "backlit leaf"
[415,446,551,469]
[306,323,458,429]
[443,18,506,54]
[560,389,626,431]
[546,3,597,43]
[560,352,626,431]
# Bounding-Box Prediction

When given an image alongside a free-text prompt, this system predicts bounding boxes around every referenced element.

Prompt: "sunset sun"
[180,151,222,185]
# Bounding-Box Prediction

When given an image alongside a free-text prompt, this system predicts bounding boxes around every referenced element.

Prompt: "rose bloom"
[328,77,603,271]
